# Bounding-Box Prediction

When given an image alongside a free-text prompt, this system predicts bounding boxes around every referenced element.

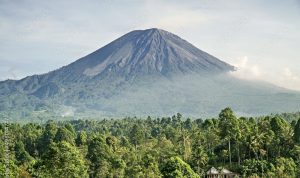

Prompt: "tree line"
[0,108,300,177]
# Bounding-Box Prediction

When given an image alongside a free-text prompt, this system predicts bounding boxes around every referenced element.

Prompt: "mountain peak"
[139,27,164,33]
[139,28,179,42]
[144,27,162,32]
[61,28,235,80]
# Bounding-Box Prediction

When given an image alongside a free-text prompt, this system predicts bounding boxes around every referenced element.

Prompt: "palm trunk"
[197,160,200,175]
[238,144,240,166]
[229,139,232,165]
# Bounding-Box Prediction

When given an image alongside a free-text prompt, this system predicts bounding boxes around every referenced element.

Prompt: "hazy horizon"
[1,0,299,90]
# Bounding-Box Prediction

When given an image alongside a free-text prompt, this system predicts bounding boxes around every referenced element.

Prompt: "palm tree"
[192,146,208,176]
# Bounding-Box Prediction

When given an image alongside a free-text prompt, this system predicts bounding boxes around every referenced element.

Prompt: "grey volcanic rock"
[65,28,234,79]
[0,28,299,120]
[32,82,60,99]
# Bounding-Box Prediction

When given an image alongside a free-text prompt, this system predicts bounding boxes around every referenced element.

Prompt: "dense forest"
[1,108,300,178]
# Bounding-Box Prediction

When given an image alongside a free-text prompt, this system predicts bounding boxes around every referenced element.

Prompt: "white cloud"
[278,67,300,91]
[0,66,20,80]
[283,67,293,78]
[230,56,262,80]
[230,56,300,91]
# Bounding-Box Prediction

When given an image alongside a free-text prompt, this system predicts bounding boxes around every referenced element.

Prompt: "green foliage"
[0,159,20,178]
[241,159,275,177]
[129,124,144,148]
[0,108,299,177]
[54,127,75,145]
[160,156,200,178]
[14,141,34,166]
[35,141,88,178]
[274,157,297,178]
[76,131,87,146]
[191,146,208,176]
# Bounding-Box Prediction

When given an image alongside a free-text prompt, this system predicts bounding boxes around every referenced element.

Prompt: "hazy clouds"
[230,56,300,91]
[0,0,299,90]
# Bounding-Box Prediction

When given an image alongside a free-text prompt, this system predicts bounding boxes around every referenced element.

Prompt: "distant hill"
[0,28,299,120]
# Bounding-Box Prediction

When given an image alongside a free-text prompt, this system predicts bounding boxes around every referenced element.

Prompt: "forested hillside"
[1,108,300,177]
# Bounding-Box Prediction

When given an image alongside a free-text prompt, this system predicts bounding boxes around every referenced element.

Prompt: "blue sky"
[0,0,300,90]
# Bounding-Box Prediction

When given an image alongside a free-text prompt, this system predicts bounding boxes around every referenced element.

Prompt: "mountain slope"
[0,28,299,120]
[1,28,234,94]
[65,28,234,79]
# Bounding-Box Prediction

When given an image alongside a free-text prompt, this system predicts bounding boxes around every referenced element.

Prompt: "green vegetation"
[0,108,300,177]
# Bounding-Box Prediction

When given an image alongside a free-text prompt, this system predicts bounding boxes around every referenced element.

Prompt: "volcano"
[57,28,234,80]
[0,28,299,120]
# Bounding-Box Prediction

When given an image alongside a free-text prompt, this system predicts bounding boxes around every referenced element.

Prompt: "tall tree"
[14,141,34,166]
[54,127,75,145]
[36,141,88,178]
[191,146,208,176]
[75,131,87,146]
[87,136,112,177]
[38,121,57,155]
[129,124,144,149]
[219,107,241,165]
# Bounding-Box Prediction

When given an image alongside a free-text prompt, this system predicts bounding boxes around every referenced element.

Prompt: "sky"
[0,0,300,90]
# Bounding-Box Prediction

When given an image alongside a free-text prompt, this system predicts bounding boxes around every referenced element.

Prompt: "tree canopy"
[0,108,299,177]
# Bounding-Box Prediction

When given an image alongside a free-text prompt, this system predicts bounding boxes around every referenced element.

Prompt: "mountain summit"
[52,28,234,82]
[0,28,299,120]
